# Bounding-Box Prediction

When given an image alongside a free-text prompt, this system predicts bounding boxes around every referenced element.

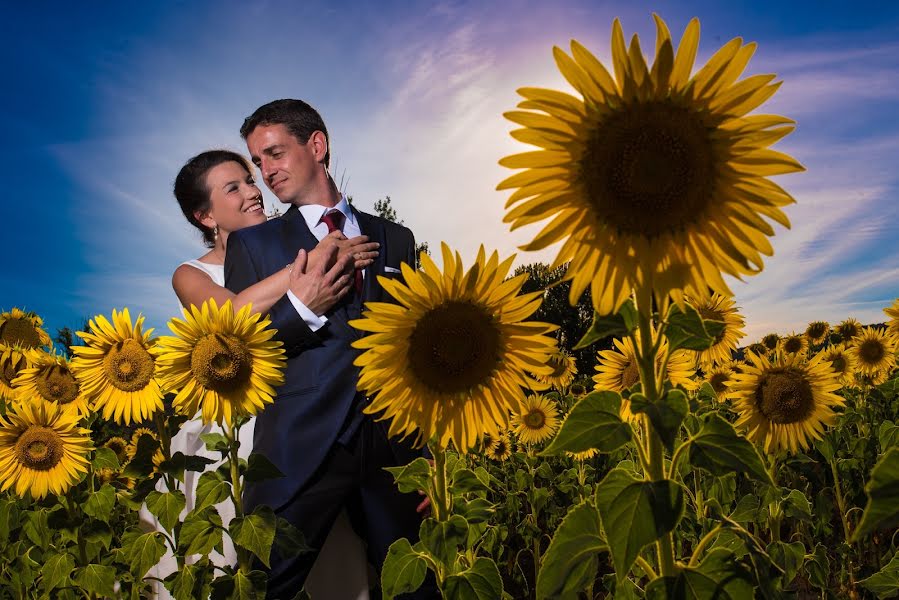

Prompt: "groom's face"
[246,123,322,205]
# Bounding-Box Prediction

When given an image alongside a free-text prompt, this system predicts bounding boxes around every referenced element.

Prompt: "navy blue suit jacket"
[224,204,417,512]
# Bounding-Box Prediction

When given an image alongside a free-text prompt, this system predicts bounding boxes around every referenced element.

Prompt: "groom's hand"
[289,247,353,315]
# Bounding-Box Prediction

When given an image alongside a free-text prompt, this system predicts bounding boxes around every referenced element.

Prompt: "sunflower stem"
[633,291,678,578]
[429,443,450,522]
[153,411,176,492]
[830,458,858,590]
[225,420,251,574]
[688,524,722,568]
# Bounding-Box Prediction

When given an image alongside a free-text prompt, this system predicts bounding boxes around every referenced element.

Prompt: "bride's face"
[203,161,266,235]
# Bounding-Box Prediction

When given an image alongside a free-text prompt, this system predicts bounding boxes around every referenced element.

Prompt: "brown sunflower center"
[1,360,21,388]
[523,409,547,430]
[0,317,42,349]
[762,335,780,350]
[858,339,886,365]
[839,324,859,340]
[548,355,569,378]
[754,367,815,425]
[15,426,63,471]
[709,371,730,395]
[35,365,80,405]
[807,323,828,340]
[829,354,847,373]
[783,337,804,354]
[408,301,501,394]
[621,358,641,390]
[191,334,252,393]
[581,101,716,239]
[103,339,155,391]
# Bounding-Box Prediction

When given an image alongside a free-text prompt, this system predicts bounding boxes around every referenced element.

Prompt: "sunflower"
[779,333,808,357]
[728,350,843,454]
[805,321,830,346]
[705,365,734,399]
[725,359,747,374]
[96,467,136,490]
[593,334,696,421]
[11,350,90,415]
[848,327,896,381]
[821,344,855,387]
[691,294,745,367]
[71,309,163,425]
[103,436,130,465]
[567,447,598,461]
[836,318,862,343]
[156,299,286,427]
[883,300,899,340]
[130,428,157,448]
[0,308,51,350]
[0,398,93,499]
[761,334,780,351]
[0,346,31,401]
[511,394,560,445]
[569,382,587,397]
[746,343,767,357]
[486,433,514,461]
[351,244,557,452]
[538,350,578,389]
[498,15,801,315]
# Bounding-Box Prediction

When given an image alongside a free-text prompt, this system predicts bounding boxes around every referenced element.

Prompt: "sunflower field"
[3,12,899,600]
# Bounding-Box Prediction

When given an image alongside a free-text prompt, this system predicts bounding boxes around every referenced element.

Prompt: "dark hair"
[240,99,330,168]
[174,150,253,248]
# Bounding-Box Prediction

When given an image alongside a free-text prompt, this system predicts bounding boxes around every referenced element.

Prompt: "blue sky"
[3,0,898,343]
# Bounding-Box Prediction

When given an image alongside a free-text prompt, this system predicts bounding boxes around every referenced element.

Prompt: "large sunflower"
[593,334,696,421]
[538,350,578,389]
[821,343,855,387]
[847,327,896,381]
[0,345,31,401]
[511,394,560,445]
[11,350,90,415]
[691,294,745,367]
[884,299,899,340]
[0,308,51,350]
[728,350,843,454]
[156,299,286,427]
[0,398,93,499]
[351,244,558,452]
[498,15,801,314]
[71,309,163,426]
[805,321,830,346]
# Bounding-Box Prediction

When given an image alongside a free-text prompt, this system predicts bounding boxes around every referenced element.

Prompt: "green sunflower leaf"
[91,447,120,471]
[40,551,75,593]
[195,471,231,512]
[665,304,724,351]
[767,541,805,586]
[385,457,432,494]
[689,414,773,484]
[860,551,899,598]
[83,483,116,522]
[419,515,469,567]
[536,500,607,598]
[274,517,313,558]
[179,506,223,556]
[629,389,688,452]
[146,490,187,533]
[125,531,167,580]
[574,300,638,350]
[853,447,899,542]
[200,432,230,453]
[231,505,277,568]
[73,564,116,598]
[243,452,285,483]
[443,557,503,600]
[541,391,631,455]
[381,538,428,600]
[595,468,684,581]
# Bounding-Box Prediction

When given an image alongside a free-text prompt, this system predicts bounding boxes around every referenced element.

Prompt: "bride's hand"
[288,247,353,316]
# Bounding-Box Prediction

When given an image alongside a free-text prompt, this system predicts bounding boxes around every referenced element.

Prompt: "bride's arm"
[172,263,290,314]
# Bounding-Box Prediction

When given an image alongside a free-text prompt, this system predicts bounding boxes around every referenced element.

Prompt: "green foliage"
[536,500,607,598]
[542,391,631,455]
[854,447,899,541]
[688,413,773,484]
[381,538,429,599]
[574,300,638,349]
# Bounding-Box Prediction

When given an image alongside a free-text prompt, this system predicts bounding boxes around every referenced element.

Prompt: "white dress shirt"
[286,195,359,331]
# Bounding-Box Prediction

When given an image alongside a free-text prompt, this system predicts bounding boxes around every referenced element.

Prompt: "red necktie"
[320,210,363,295]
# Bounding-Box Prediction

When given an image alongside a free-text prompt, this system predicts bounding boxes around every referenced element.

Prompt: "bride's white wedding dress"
[142,259,370,599]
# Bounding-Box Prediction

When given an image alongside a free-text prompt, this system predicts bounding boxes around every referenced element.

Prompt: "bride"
[146,149,375,599]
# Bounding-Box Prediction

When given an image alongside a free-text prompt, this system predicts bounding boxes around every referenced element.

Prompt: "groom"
[225,99,431,598]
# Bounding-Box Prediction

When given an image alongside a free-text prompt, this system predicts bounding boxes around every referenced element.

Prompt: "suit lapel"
[281,206,319,263]
[353,207,386,305]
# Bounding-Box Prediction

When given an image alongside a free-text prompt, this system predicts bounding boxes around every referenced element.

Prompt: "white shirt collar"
[297,194,355,231]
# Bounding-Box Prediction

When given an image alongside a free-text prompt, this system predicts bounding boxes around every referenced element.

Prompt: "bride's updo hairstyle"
[174,150,254,248]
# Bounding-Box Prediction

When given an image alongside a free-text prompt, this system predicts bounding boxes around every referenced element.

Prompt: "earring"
[213,225,219,241]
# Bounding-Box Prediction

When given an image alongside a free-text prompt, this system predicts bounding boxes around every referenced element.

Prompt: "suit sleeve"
[224,230,321,357]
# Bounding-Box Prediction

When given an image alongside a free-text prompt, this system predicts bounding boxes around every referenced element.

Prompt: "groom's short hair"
[240,99,330,169]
